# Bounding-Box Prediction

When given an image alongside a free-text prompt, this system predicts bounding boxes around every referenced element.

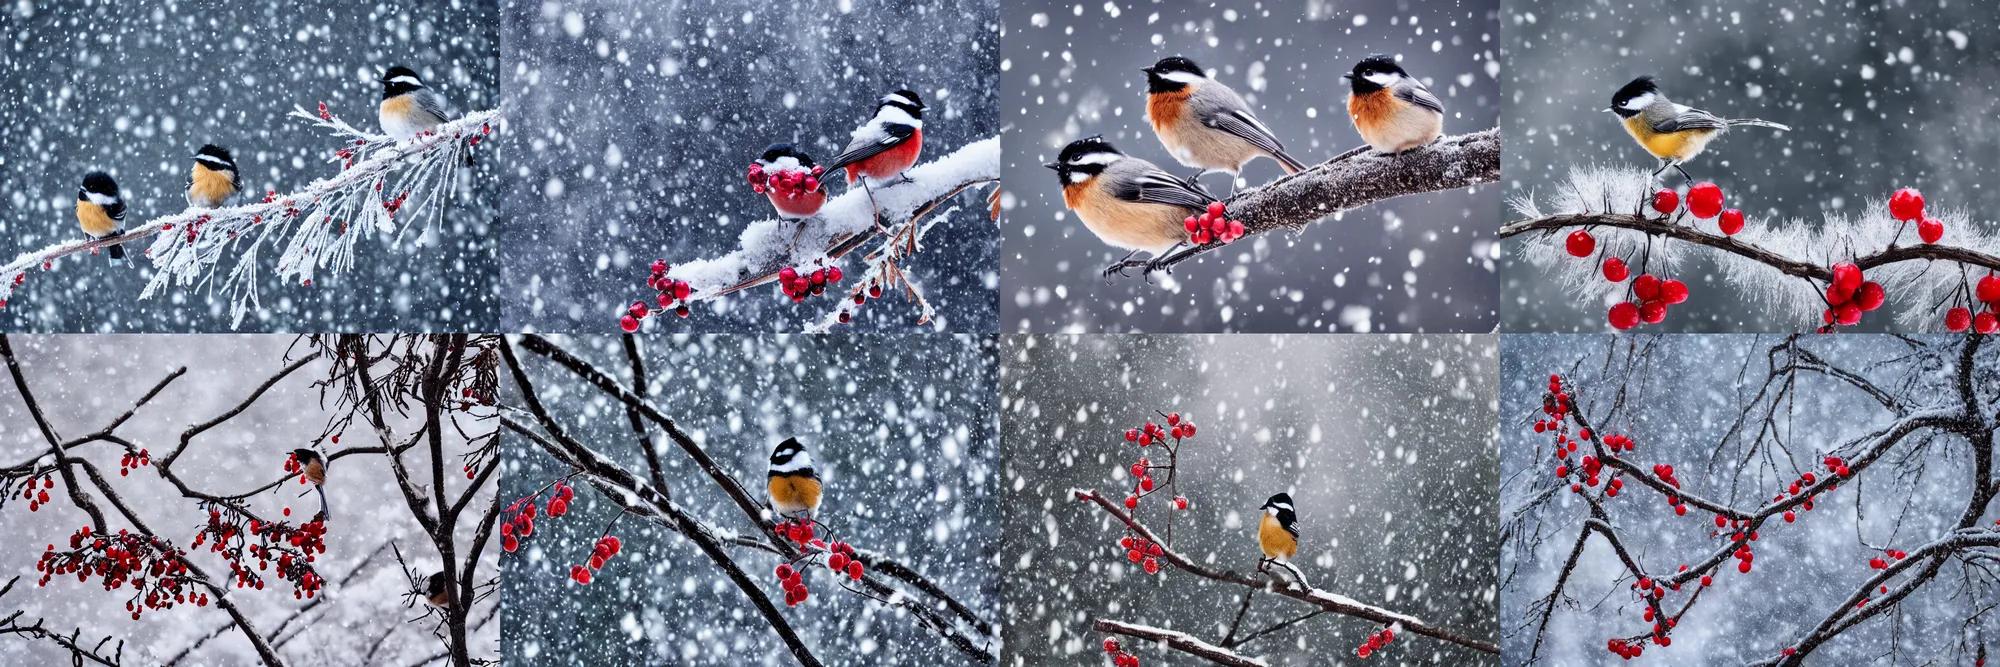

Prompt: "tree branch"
[1093,619,1270,667]
[1499,212,2000,278]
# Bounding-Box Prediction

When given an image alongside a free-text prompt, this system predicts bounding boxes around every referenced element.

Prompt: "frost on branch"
[1505,165,2000,331]
[625,137,1000,332]
[0,107,498,329]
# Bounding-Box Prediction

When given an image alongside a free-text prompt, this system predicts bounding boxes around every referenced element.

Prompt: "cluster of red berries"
[1119,535,1165,574]
[119,448,152,477]
[189,508,327,599]
[569,534,621,585]
[1607,637,1650,660]
[1101,638,1140,667]
[1184,202,1246,245]
[20,474,54,512]
[1947,274,2000,333]
[621,260,694,332]
[748,162,823,197]
[37,526,204,619]
[1647,463,1695,515]
[1888,188,1945,244]
[1817,261,1886,329]
[501,479,575,554]
[1606,273,1690,330]
[770,529,865,607]
[1123,413,1195,447]
[1354,626,1396,658]
[1867,548,1908,571]
[777,264,844,304]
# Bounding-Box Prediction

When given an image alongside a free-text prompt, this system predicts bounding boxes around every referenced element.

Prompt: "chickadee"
[1257,493,1299,562]
[1143,56,1306,188]
[766,437,821,522]
[1609,75,1789,183]
[754,144,827,219]
[379,66,451,142]
[823,90,925,186]
[1344,55,1444,154]
[1045,136,1217,275]
[75,172,125,261]
[186,144,239,209]
[289,448,329,521]
[423,571,449,608]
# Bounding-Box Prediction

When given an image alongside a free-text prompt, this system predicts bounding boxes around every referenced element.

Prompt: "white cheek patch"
[1272,502,1294,513]
[1160,70,1205,85]
[875,105,921,128]
[194,155,233,170]
[1620,92,1655,110]
[770,451,814,473]
[1065,152,1122,167]
[1067,172,1092,184]
[1363,72,1400,87]
[389,75,422,87]
[85,192,118,206]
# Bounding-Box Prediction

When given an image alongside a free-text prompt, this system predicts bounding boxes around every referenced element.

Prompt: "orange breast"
[75,201,116,236]
[190,166,236,206]
[847,128,924,183]
[1147,89,1190,134]
[1348,89,1397,138]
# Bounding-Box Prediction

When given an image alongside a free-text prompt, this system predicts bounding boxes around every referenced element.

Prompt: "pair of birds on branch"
[1050,55,1447,276]
[72,66,458,262]
[747,90,931,222]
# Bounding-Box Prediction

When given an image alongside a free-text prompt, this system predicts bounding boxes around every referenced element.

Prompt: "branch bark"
[1499,212,2000,278]
[1093,619,1271,667]
[1139,128,1500,273]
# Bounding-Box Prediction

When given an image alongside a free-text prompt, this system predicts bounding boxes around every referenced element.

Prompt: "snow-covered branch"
[0,108,497,328]
[1093,619,1270,667]
[1504,166,2000,331]
[1129,128,1500,275]
[1070,488,1499,654]
[627,137,999,331]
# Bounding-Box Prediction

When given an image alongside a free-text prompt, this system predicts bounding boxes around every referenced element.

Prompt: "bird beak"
[1140,67,1156,74]
[1603,107,1615,113]
[1341,72,1352,80]
[1043,161,1061,171]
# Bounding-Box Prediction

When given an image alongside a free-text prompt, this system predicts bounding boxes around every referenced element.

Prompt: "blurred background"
[1502,2,2000,331]
[1001,1,1502,333]
[1499,335,1997,664]
[0,335,498,664]
[500,335,1000,665]
[0,0,499,332]
[498,0,1002,333]
[999,334,1499,665]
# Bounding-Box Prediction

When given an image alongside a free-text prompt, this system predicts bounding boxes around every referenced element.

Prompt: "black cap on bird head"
[79,172,119,199]
[1344,55,1406,94]
[194,144,236,171]
[1142,56,1206,93]
[381,66,426,98]
[1610,75,1661,118]
[1044,135,1123,185]
[290,448,323,464]
[758,143,817,168]
[879,90,924,118]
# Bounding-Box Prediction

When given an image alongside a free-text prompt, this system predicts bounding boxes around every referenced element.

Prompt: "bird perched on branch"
[379,66,451,142]
[1143,56,1305,191]
[74,172,126,261]
[1258,493,1299,563]
[823,90,925,187]
[766,437,822,522]
[1344,55,1445,154]
[1608,75,1789,183]
[186,144,239,209]
[1046,136,1217,276]
[289,448,329,521]
[422,571,449,608]
[752,144,828,219]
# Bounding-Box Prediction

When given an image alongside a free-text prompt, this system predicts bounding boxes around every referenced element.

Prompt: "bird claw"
[1100,259,1146,279]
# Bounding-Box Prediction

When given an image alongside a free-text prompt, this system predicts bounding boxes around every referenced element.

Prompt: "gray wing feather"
[1394,81,1444,114]
[1207,110,1291,160]
[1112,168,1215,210]
[414,89,452,123]
[1650,106,1729,133]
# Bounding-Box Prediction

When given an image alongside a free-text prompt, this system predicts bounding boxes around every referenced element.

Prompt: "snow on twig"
[0,108,498,328]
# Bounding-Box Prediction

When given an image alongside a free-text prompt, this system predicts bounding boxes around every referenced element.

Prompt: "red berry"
[1608,302,1640,330]
[1124,495,1138,509]
[1181,423,1195,437]
[1783,511,1795,523]
[1888,187,1924,221]
[1738,560,1752,573]
[1977,275,2000,303]
[1639,299,1667,325]
[1602,257,1629,282]
[1207,202,1226,217]
[1142,557,1160,574]
[1832,261,1863,292]
[1854,282,1885,312]
[1917,216,1944,243]
[1701,575,1712,586]
[846,561,864,580]
[1870,557,1886,569]
[1719,208,1744,235]
[1125,429,1139,442]
[619,315,639,333]
[1174,496,1188,510]
[1686,182,1723,219]
[1633,274,1661,301]
[1104,639,1121,654]
[1660,279,1689,305]
[1565,230,1596,257]
[1651,189,1679,214]
[1977,311,1999,334]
